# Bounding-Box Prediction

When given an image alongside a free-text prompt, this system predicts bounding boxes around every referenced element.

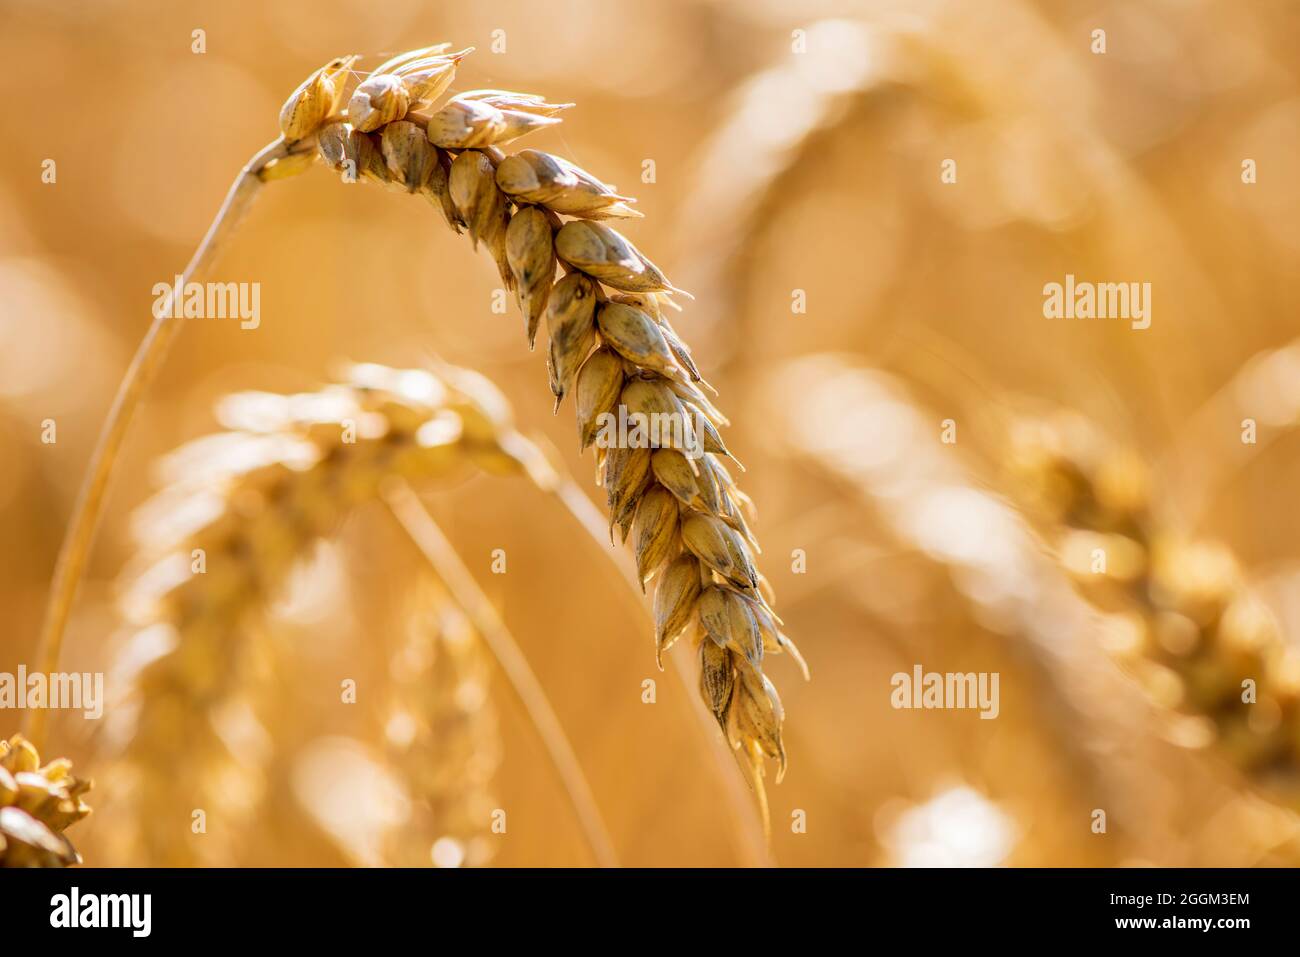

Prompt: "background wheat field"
[1,0,1298,868]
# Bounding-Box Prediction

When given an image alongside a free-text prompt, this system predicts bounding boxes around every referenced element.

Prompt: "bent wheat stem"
[1008,415,1300,804]
[385,480,618,867]
[28,136,294,748]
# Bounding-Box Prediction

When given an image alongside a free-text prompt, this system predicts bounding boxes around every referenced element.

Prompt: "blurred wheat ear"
[107,362,597,865]
[380,577,501,868]
[765,355,1135,844]
[385,482,616,866]
[288,574,506,868]
[1007,413,1300,807]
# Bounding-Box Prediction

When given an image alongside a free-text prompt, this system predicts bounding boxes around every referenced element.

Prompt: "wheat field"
[1,0,1299,868]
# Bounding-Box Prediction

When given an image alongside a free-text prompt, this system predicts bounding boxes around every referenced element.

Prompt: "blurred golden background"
[1,0,1298,866]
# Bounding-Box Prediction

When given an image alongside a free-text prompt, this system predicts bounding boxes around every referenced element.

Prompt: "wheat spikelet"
[1009,414,1300,802]
[110,363,549,865]
[274,45,805,789]
[0,734,91,867]
[381,578,499,867]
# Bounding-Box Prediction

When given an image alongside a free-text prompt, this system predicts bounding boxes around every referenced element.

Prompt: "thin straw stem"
[26,137,291,748]
[384,480,619,868]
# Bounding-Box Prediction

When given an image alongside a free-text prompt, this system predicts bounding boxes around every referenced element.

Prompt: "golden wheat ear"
[108,363,561,865]
[283,46,802,782]
[0,734,92,868]
[1007,413,1300,808]
[42,44,801,812]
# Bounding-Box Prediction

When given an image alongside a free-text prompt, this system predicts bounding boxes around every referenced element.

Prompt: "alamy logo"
[890,665,1000,719]
[50,887,151,937]
[0,666,103,719]
[151,274,261,329]
[1042,273,1151,330]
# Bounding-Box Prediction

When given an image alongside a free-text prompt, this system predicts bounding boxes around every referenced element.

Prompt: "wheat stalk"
[109,362,598,864]
[27,136,306,747]
[0,733,92,867]
[1009,413,1300,803]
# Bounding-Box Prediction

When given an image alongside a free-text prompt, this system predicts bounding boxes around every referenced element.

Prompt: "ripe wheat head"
[272,45,807,786]
[0,733,91,867]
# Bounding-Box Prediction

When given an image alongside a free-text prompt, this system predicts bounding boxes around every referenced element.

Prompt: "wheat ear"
[291,45,805,790]
[111,362,598,864]
[765,356,1135,840]
[1010,415,1300,803]
[0,734,92,867]
[382,577,500,867]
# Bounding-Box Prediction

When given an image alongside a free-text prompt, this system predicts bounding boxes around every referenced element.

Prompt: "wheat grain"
[279,56,357,143]
[0,733,91,867]
[270,44,805,791]
[110,363,551,864]
[1010,414,1300,803]
[347,46,471,132]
